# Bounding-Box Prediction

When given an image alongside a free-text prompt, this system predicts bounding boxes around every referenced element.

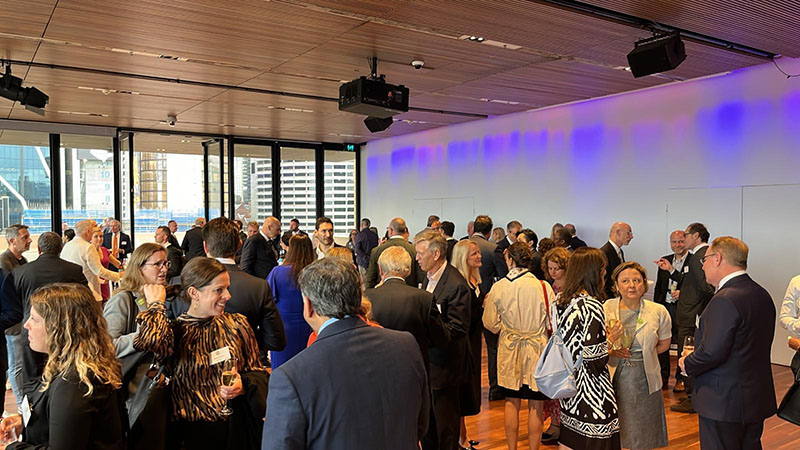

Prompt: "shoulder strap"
[126,291,138,334]
[551,296,580,336]
[540,280,549,310]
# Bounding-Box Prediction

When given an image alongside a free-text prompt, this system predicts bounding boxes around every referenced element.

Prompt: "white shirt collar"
[608,240,621,253]
[690,242,709,254]
[506,235,514,245]
[427,261,447,287]
[389,235,405,240]
[383,275,406,283]
[259,230,270,241]
[215,257,236,265]
[717,270,747,291]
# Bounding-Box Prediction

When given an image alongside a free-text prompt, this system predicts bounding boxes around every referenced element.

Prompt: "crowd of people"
[0,212,789,450]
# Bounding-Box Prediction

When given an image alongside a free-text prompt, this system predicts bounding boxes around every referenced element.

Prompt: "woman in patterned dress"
[555,247,620,450]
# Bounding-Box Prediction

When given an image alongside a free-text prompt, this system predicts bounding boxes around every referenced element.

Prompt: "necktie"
[112,233,119,256]
[619,248,625,262]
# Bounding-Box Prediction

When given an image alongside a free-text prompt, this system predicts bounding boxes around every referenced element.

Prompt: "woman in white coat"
[483,242,553,450]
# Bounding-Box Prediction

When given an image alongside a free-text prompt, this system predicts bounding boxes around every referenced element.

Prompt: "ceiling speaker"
[627,33,686,78]
[364,116,393,133]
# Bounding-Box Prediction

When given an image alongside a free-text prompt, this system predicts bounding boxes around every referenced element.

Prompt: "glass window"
[324,149,356,238]
[60,134,115,232]
[280,147,316,233]
[0,130,52,261]
[233,143,271,226]
[129,132,208,245]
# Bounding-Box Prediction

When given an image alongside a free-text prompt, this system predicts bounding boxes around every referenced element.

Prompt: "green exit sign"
[346,144,356,151]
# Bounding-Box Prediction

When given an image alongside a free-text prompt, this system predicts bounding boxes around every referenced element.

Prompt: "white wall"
[361,57,800,365]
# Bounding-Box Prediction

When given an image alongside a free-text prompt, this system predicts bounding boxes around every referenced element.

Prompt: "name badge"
[21,395,31,427]
[683,265,690,274]
[210,346,232,366]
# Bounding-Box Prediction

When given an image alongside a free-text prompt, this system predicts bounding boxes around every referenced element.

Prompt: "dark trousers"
[423,386,460,450]
[676,325,696,395]
[698,415,764,450]
[659,302,677,384]
[791,349,800,377]
[0,337,6,417]
[167,420,229,450]
[483,326,500,395]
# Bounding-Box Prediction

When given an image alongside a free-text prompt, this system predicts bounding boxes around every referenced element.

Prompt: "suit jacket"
[280,229,307,247]
[353,228,379,269]
[240,233,278,279]
[653,253,678,305]
[168,263,286,352]
[445,238,457,263]
[424,264,472,389]
[0,270,22,335]
[168,234,180,249]
[262,317,429,450]
[102,232,133,268]
[496,235,513,253]
[600,241,622,300]
[0,249,26,272]
[165,244,185,281]
[570,235,587,249]
[676,246,715,328]
[364,238,424,289]
[180,226,206,261]
[470,234,507,298]
[684,274,777,423]
[11,375,125,450]
[366,278,450,373]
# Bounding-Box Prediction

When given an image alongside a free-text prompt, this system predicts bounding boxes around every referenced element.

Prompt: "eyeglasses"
[700,253,718,264]
[143,261,171,269]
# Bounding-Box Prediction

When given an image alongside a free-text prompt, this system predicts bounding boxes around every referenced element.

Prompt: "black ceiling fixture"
[0,61,49,115]
[627,32,686,78]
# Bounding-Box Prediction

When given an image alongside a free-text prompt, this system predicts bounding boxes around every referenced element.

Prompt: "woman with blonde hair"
[491,227,506,244]
[484,242,552,450]
[452,239,483,449]
[104,242,171,450]
[0,284,124,449]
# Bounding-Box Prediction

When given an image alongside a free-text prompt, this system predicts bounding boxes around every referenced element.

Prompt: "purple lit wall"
[362,57,800,364]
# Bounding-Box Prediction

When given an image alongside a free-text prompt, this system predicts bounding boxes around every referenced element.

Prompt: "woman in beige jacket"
[483,242,553,450]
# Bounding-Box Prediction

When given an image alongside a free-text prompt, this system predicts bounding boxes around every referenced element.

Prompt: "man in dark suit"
[12,232,86,396]
[364,217,424,289]
[366,246,449,374]
[565,223,587,249]
[181,217,207,260]
[496,220,522,253]
[280,218,307,252]
[169,218,286,354]
[459,220,474,241]
[440,221,457,263]
[102,220,133,271]
[470,215,508,400]
[517,228,545,280]
[354,217,379,278]
[664,222,714,413]
[262,258,429,450]
[679,236,776,449]
[653,230,688,390]
[599,221,633,299]
[240,216,280,279]
[415,231,471,450]
[155,226,184,281]
[167,220,181,248]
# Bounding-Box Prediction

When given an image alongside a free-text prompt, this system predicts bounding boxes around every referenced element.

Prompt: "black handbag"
[777,363,800,426]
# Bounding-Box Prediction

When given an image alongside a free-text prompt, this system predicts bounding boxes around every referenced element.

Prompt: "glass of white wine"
[606,318,622,350]
[621,327,635,366]
[219,358,237,417]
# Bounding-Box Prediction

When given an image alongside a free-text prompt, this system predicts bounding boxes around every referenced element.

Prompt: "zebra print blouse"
[133,302,265,422]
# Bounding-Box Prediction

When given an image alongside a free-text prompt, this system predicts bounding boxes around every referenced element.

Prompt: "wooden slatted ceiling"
[0,0,795,142]
[583,0,800,58]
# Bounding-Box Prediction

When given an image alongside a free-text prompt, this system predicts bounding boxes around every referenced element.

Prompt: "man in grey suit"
[679,237,776,449]
[263,258,429,450]
[470,214,507,400]
[364,217,424,289]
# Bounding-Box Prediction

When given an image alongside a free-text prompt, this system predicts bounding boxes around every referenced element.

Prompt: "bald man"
[241,216,281,279]
[364,217,424,289]
[599,222,633,299]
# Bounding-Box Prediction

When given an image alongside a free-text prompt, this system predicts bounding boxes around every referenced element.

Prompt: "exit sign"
[346,144,356,151]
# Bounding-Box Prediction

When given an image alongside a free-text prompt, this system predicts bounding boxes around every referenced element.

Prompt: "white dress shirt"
[780,275,800,338]
[61,235,122,301]
[425,261,447,294]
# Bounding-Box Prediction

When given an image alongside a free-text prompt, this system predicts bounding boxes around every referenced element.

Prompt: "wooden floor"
[463,350,799,449]
[5,353,797,448]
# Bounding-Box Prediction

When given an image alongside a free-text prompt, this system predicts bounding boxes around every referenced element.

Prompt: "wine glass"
[606,318,621,350]
[218,358,237,417]
[621,327,635,366]
[683,336,695,356]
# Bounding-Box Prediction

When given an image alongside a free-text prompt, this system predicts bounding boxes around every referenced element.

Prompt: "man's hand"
[672,289,680,300]
[678,355,687,374]
[789,337,800,351]
[654,258,674,272]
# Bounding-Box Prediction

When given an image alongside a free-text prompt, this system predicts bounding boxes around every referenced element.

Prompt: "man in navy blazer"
[262,258,429,450]
[679,236,776,450]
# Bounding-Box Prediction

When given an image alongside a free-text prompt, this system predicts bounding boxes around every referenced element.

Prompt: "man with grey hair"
[496,220,522,253]
[415,230,472,450]
[366,246,449,374]
[12,231,86,398]
[364,217,423,289]
[565,223,587,249]
[0,224,31,272]
[181,217,207,261]
[61,219,122,302]
[263,258,429,449]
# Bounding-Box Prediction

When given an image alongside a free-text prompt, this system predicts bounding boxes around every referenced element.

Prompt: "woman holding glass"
[483,242,551,450]
[134,257,265,450]
[604,262,671,449]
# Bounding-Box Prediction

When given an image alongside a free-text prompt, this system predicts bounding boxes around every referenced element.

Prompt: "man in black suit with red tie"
[415,231,472,450]
[679,236,776,450]
[599,222,633,299]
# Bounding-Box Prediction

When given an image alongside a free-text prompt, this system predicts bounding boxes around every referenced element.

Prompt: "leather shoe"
[670,397,695,413]
[672,380,685,393]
